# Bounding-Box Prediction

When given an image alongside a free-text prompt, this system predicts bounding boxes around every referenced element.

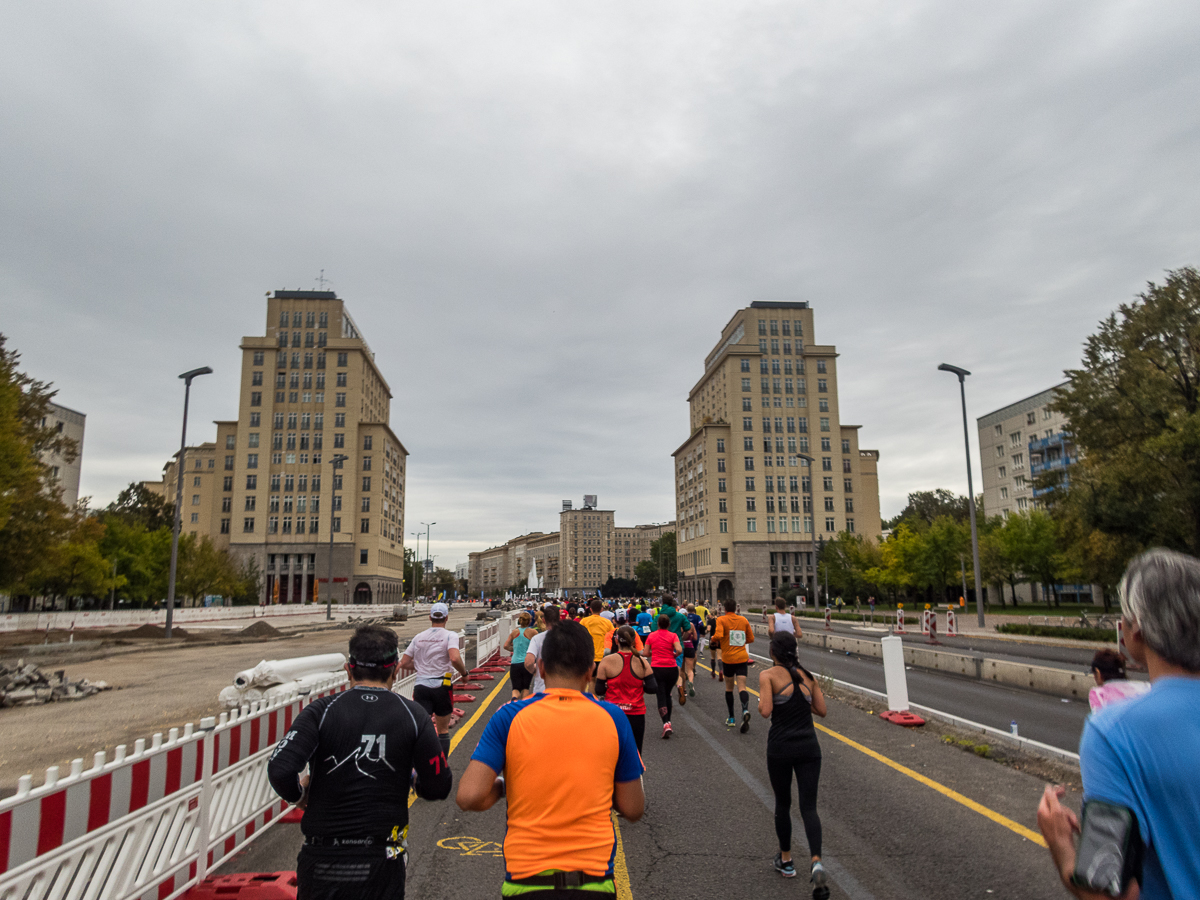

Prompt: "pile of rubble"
[337,615,391,629]
[0,660,112,707]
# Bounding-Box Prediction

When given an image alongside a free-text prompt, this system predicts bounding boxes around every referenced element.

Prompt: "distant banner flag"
[272,577,279,604]
[597,589,603,599]
[313,580,319,604]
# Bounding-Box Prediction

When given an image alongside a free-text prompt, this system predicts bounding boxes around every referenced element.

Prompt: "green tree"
[100,482,174,531]
[885,489,969,530]
[26,516,124,608]
[634,559,658,592]
[1051,266,1200,554]
[649,532,676,588]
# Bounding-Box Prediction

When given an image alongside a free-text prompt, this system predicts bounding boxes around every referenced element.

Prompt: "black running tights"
[766,755,822,857]
[652,666,678,723]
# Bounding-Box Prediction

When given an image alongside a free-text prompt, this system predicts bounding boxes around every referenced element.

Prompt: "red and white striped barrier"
[0,674,348,900]
[920,609,931,636]
[895,609,906,633]
[946,608,959,636]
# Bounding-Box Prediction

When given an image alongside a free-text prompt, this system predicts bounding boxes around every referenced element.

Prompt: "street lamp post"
[165,366,212,639]
[409,532,419,599]
[421,522,436,599]
[939,363,985,627]
[326,453,349,621]
[799,453,815,607]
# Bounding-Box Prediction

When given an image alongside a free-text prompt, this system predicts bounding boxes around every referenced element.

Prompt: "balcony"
[1029,433,1076,496]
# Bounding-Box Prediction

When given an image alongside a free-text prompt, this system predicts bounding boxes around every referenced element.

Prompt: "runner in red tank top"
[595,625,652,753]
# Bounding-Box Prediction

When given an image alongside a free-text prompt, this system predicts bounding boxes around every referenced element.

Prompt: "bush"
[996,623,1115,642]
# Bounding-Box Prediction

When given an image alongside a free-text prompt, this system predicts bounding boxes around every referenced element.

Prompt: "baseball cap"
[600,610,615,620]
[430,602,449,620]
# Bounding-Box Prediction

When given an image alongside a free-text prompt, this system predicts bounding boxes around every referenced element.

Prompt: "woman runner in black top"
[756,631,828,895]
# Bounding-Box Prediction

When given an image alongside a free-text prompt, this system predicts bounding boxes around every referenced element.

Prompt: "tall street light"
[798,453,815,606]
[411,531,423,599]
[165,366,212,639]
[939,363,985,627]
[325,453,349,620]
[422,522,436,598]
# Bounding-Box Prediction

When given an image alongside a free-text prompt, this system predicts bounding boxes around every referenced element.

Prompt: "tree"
[97,519,173,607]
[1051,266,1200,554]
[100,482,174,531]
[25,515,124,608]
[430,567,456,594]
[601,576,639,598]
[634,559,658,592]
[885,489,969,530]
[995,511,1061,605]
[649,532,676,588]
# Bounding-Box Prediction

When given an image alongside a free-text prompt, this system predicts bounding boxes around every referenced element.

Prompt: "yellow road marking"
[612,812,633,900]
[696,661,1048,848]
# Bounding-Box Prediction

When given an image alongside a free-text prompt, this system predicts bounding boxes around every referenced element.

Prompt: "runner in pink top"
[646,616,683,739]
[595,626,651,752]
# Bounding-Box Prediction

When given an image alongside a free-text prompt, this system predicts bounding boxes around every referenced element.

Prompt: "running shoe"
[725,716,737,727]
[773,854,796,878]
[811,860,828,889]
[718,672,724,682]
[740,708,751,733]
[678,682,687,705]
[662,722,673,739]
[688,681,696,698]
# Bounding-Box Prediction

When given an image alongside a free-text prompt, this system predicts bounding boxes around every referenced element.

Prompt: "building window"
[846,518,855,533]
[843,458,852,473]
[268,517,279,534]
[250,392,262,407]
[745,477,756,491]
[844,478,853,493]
[825,517,835,531]
[360,549,368,565]
[820,417,830,432]
[282,517,292,534]
[360,518,370,533]
[742,398,752,411]
[362,476,372,491]
[845,498,854,513]
[334,433,345,448]
[337,372,348,387]
[717,458,726,472]
[718,478,726,492]
[740,359,750,372]
[222,476,233,491]
[719,519,727,533]
[817,360,826,373]
[743,417,753,431]
[362,456,372,471]
[744,457,754,471]
[246,475,257,491]
[717,439,725,453]
[824,497,835,512]
[337,352,348,366]
[247,453,258,469]
[741,378,751,392]
[243,517,255,533]
[361,497,371,512]
[822,457,832,471]
[841,439,851,453]
[336,393,346,407]
[1000,486,1009,499]
[332,516,341,532]
[363,435,373,450]
[747,518,757,532]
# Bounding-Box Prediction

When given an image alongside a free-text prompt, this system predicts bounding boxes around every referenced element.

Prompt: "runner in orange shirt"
[579,598,615,692]
[711,597,755,732]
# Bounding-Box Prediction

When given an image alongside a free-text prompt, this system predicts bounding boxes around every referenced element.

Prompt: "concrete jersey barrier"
[751,624,1094,700]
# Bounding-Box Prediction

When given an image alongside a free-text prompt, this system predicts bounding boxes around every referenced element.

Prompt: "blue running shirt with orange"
[471,689,644,886]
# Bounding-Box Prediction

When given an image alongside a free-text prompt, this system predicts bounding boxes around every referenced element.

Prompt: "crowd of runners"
[269,594,830,900]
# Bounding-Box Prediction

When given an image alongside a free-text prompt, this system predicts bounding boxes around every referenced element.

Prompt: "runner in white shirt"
[399,602,470,755]
[523,605,561,694]
[766,597,803,638]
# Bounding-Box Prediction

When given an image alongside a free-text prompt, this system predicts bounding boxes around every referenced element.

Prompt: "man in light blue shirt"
[1038,549,1200,899]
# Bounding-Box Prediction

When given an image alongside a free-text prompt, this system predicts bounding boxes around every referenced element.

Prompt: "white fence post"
[194,715,217,884]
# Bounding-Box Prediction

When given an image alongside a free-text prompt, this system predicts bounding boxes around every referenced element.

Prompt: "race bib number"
[729,630,747,647]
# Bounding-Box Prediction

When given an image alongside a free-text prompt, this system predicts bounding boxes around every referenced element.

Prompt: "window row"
[279,310,330,328]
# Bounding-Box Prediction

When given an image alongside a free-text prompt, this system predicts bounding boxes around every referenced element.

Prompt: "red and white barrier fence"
[946,608,959,636]
[895,608,906,633]
[0,673,348,900]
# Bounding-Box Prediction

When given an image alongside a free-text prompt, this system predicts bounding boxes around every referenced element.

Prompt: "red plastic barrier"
[279,807,304,824]
[469,673,497,680]
[452,694,477,703]
[457,683,485,691]
[879,710,926,727]
[186,871,297,900]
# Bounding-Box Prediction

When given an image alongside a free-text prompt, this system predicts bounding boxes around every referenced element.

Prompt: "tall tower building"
[140,290,409,605]
[672,302,881,608]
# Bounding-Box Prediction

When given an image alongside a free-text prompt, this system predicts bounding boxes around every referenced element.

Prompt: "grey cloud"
[2,1,1199,565]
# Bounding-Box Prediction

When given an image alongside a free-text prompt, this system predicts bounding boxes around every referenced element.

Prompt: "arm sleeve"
[713,620,725,647]
[411,711,454,801]
[266,701,322,803]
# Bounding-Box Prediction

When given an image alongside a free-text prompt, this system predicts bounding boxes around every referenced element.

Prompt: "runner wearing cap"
[399,602,470,756]
[523,605,561,694]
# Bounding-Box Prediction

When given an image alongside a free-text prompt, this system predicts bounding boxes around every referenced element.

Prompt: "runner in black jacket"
[268,625,452,900]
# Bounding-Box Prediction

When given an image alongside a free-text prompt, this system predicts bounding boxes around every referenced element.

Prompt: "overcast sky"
[3,2,1199,569]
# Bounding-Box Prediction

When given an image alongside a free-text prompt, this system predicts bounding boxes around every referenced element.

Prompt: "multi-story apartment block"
[977,383,1071,519]
[467,503,674,598]
[144,438,230,545]
[40,402,86,507]
[672,302,882,607]
[144,290,408,606]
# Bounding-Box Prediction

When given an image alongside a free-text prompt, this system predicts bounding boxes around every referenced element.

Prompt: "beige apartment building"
[468,502,674,597]
[144,290,408,605]
[40,402,86,507]
[977,383,1071,520]
[672,301,882,607]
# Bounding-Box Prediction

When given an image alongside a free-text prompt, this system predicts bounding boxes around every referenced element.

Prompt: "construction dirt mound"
[237,621,282,639]
[113,624,189,639]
